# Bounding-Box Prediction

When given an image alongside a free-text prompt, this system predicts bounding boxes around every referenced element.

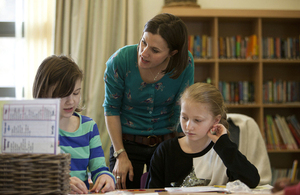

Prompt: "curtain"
[24,0,56,99]
[54,0,140,165]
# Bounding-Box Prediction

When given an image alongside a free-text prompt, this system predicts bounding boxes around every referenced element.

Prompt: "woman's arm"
[105,115,134,189]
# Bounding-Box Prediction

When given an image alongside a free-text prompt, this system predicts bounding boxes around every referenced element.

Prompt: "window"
[0,0,24,98]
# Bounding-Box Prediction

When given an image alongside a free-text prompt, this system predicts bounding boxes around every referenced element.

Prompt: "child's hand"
[70,176,89,194]
[90,174,115,193]
[207,124,227,143]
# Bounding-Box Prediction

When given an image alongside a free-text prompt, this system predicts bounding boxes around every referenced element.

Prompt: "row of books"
[271,168,299,185]
[219,35,258,59]
[188,35,213,59]
[218,81,255,104]
[263,80,300,103]
[262,37,300,59]
[263,114,300,150]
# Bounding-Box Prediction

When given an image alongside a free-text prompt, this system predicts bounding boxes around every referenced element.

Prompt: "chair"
[227,113,272,185]
[140,171,149,189]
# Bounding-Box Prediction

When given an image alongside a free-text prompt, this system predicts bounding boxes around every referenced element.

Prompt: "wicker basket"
[0,153,71,195]
[164,0,200,7]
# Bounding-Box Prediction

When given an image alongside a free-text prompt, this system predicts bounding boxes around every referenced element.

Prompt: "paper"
[0,98,60,154]
[165,184,273,194]
[165,186,230,193]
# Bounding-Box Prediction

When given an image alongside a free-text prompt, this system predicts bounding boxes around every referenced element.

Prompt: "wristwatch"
[113,148,125,158]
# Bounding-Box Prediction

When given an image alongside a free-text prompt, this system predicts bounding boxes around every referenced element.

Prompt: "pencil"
[291,160,298,183]
[214,185,226,188]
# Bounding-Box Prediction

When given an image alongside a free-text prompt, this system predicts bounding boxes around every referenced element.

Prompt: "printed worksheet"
[0,98,60,154]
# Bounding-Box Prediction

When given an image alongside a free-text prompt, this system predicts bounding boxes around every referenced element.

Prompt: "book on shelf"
[286,115,300,147]
[276,115,298,149]
[271,168,299,186]
[194,35,201,58]
[207,36,212,59]
[188,34,212,59]
[262,36,300,59]
[273,115,292,149]
[230,36,236,58]
[202,34,207,58]
[263,80,300,103]
[219,81,254,104]
[264,115,275,150]
[287,115,300,134]
[230,82,235,104]
[219,37,225,58]
[238,81,243,104]
[275,37,281,59]
[264,115,286,150]
[218,35,258,59]
[188,35,194,56]
[273,115,287,149]
[264,114,300,150]
[251,34,258,59]
[267,115,280,149]
[236,35,241,59]
[287,122,300,147]
[226,37,230,59]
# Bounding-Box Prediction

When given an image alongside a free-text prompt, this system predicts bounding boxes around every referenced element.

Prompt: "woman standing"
[103,13,194,189]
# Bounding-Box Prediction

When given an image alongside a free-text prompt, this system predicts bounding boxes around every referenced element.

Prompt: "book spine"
[274,115,291,149]
[264,116,274,150]
[267,115,277,149]
[243,81,248,104]
[194,35,201,59]
[236,35,241,59]
[202,34,207,58]
[280,115,298,149]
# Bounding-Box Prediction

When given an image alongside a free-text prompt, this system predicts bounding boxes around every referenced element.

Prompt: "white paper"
[0,98,60,154]
[165,186,230,193]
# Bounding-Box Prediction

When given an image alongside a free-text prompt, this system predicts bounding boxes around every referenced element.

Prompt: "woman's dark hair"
[32,55,83,112]
[142,13,189,79]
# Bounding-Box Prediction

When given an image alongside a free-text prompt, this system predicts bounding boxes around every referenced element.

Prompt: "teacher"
[103,13,194,189]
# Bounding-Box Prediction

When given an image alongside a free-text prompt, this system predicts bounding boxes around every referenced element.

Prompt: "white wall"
[140,0,300,35]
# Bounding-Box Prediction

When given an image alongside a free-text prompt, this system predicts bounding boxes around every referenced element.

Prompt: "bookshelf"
[162,7,300,171]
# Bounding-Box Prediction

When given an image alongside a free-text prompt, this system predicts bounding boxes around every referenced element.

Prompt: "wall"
[139,0,300,37]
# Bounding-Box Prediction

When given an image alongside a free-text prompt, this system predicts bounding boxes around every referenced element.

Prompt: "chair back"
[227,113,272,185]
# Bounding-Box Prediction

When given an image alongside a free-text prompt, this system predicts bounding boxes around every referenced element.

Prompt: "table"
[83,188,272,195]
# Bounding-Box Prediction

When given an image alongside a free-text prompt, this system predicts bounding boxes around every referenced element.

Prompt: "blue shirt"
[59,112,115,188]
[103,44,194,136]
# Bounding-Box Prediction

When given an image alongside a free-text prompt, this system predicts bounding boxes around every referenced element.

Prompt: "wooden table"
[84,188,272,194]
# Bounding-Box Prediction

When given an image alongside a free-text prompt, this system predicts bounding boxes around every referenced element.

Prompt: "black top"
[147,134,260,188]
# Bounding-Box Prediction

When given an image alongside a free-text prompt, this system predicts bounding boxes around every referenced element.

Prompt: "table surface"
[83,188,272,195]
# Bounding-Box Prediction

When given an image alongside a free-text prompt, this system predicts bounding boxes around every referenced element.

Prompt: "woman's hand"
[90,174,115,193]
[70,176,89,194]
[113,152,134,189]
[207,124,227,143]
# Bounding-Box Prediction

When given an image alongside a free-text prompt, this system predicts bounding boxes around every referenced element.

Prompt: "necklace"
[150,69,160,81]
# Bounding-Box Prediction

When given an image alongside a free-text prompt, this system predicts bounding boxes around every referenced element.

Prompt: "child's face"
[180,100,219,141]
[60,79,81,119]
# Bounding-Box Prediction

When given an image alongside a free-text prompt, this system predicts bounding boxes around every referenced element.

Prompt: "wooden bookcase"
[161,7,300,169]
